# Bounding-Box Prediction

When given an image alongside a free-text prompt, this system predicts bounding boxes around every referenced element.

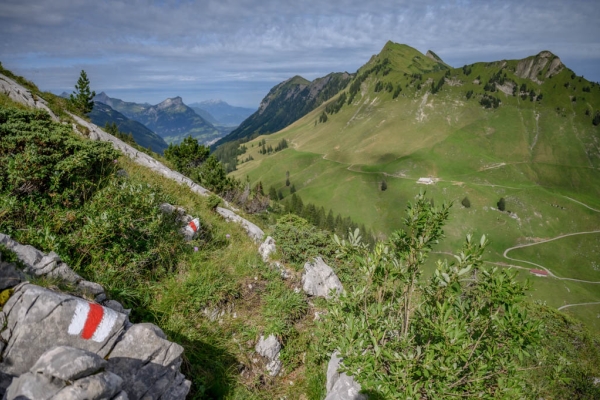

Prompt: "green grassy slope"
[230,42,600,330]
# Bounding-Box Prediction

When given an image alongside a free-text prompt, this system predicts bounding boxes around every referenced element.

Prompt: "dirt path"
[557,302,600,311]
[563,196,600,212]
[503,230,600,284]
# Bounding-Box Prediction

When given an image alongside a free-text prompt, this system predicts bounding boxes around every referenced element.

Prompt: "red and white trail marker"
[185,218,200,235]
[68,301,117,342]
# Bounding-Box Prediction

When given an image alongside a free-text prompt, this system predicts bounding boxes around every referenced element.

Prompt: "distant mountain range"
[212,72,353,148]
[88,102,169,154]
[92,93,228,145]
[188,100,255,127]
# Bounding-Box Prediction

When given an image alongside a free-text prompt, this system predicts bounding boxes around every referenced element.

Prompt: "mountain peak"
[157,96,184,109]
[200,99,226,106]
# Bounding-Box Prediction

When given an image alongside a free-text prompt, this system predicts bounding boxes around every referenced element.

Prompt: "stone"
[5,346,124,400]
[0,262,25,290]
[47,263,83,284]
[255,334,281,360]
[31,251,61,276]
[266,359,283,377]
[216,207,265,243]
[302,257,344,299]
[325,352,366,400]
[29,346,107,381]
[0,283,128,377]
[258,236,276,262]
[107,323,190,399]
[53,371,124,399]
[77,280,105,297]
[10,244,43,269]
[103,299,130,316]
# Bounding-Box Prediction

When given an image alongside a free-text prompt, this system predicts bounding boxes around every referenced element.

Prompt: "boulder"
[107,323,190,399]
[5,346,124,400]
[255,334,281,360]
[302,257,343,299]
[159,203,200,241]
[325,351,366,400]
[0,283,128,377]
[255,334,283,377]
[258,236,276,262]
[216,207,265,243]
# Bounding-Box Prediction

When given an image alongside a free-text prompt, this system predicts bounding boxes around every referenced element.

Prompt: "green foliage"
[321,193,543,398]
[497,197,506,211]
[480,94,501,108]
[465,90,473,99]
[206,194,221,210]
[461,196,471,208]
[272,214,335,267]
[319,111,328,123]
[392,85,402,99]
[164,136,210,176]
[380,180,387,191]
[430,76,445,94]
[593,111,600,126]
[0,106,118,210]
[325,92,347,114]
[69,70,95,114]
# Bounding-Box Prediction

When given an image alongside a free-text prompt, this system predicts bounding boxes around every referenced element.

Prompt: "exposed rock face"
[0,236,190,399]
[216,207,265,242]
[0,74,58,121]
[258,236,276,262]
[325,352,366,400]
[302,257,344,299]
[515,51,564,83]
[255,334,283,377]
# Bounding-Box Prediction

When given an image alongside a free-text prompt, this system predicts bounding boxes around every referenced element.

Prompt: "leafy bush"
[321,193,543,398]
[461,196,471,208]
[0,106,118,210]
[272,214,335,267]
[498,197,506,211]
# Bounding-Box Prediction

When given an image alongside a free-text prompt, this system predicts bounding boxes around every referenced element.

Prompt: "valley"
[226,41,600,331]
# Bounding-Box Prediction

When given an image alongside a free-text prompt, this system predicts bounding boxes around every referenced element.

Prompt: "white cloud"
[1,0,598,107]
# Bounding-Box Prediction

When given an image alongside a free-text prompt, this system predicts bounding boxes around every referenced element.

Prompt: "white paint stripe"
[68,301,89,336]
[91,306,118,343]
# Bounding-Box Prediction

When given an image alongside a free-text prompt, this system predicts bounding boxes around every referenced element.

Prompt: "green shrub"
[272,214,335,267]
[461,196,471,208]
[321,193,543,398]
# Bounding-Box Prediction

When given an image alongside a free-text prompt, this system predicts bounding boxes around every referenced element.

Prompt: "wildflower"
[194,246,198,252]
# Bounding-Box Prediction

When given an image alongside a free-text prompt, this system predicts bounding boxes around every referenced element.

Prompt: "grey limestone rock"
[30,251,61,276]
[255,334,281,360]
[77,280,106,297]
[216,207,265,243]
[10,243,43,269]
[325,352,366,400]
[159,202,200,241]
[302,257,344,299]
[0,283,128,377]
[106,323,190,399]
[0,74,58,121]
[29,346,107,381]
[47,262,83,284]
[5,346,124,400]
[0,262,25,290]
[258,236,276,262]
[255,334,283,376]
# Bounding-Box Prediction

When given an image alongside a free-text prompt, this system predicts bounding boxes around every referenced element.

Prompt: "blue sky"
[1,0,599,109]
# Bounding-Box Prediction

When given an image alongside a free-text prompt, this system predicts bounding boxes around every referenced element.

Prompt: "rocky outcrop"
[258,236,276,262]
[216,207,265,243]
[302,257,344,299]
[325,352,366,400]
[255,334,283,377]
[515,51,564,83]
[5,346,126,400]
[0,74,58,121]
[0,236,190,399]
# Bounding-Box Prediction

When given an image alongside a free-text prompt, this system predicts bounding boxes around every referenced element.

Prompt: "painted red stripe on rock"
[81,303,104,339]
[189,220,198,232]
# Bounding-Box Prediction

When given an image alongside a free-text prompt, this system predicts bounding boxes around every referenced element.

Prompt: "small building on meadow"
[529,269,548,277]
[417,177,435,185]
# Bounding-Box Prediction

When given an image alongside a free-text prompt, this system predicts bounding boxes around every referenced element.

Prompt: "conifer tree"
[70,70,96,114]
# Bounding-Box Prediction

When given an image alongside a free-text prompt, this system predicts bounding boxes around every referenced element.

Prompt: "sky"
[1,0,599,109]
